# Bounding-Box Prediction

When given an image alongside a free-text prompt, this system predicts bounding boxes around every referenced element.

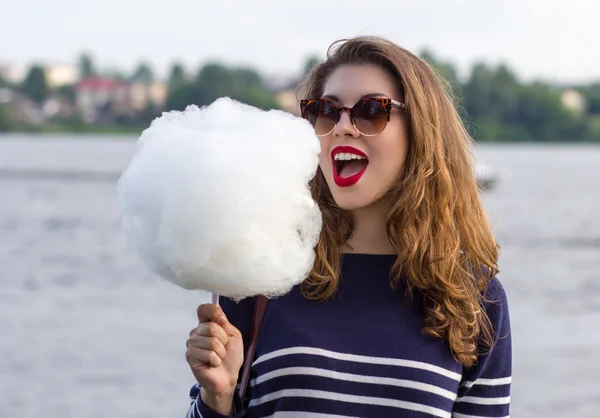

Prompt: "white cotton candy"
[117,97,322,300]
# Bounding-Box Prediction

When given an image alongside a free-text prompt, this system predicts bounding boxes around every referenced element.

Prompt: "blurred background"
[1,0,599,417]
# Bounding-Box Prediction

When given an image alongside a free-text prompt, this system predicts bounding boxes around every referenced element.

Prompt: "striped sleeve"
[186,383,244,418]
[453,277,512,418]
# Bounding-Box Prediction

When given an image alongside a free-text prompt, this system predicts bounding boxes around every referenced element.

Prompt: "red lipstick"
[331,146,369,187]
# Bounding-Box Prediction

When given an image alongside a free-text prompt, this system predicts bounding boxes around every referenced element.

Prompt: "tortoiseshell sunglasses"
[300,97,406,137]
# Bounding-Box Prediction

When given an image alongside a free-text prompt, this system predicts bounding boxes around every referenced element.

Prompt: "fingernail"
[218,315,227,325]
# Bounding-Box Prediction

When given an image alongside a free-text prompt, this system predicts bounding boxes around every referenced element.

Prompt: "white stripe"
[192,396,202,418]
[264,412,359,418]
[250,366,458,401]
[248,388,452,418]
[253,347,462,381]
[462,377,512,388]
[185,402,194,418]
[453,414,509,418]
[456,395,510,405]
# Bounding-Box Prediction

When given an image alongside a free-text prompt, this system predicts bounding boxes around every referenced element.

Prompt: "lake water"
[1,134,599,418]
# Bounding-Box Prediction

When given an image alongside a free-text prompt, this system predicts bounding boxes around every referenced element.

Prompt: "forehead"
[322,64,399,104]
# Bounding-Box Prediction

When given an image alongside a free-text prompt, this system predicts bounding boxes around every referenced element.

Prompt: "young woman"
[185,36,511,418]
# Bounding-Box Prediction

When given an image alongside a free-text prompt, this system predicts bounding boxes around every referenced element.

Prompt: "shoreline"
[1,131,599,145]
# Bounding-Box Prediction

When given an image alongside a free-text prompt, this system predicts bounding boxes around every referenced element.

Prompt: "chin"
[321,167,387,211]
[329,188,377,211]
[335,201,369,211]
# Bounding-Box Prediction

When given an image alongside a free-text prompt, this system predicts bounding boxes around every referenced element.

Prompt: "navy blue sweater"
[187,254,511,417]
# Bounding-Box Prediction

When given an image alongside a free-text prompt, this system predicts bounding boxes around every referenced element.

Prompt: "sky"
[2,0,599,84]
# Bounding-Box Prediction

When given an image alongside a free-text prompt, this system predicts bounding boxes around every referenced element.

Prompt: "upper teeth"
[334,153,366,161]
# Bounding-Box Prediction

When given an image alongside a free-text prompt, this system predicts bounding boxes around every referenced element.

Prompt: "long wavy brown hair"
[298,36,500,367]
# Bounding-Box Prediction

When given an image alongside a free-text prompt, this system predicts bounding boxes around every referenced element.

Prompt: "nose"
[333,109,359,138]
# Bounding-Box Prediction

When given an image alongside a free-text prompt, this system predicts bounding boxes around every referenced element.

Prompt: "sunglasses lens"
[303,100,338,135]
[354,99,389,135]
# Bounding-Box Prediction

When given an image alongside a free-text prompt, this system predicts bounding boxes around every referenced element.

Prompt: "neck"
[343,200,395,255]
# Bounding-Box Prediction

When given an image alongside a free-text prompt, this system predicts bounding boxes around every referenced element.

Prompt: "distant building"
[0,63,78,88]
[43,94,76,119]
[0,88,44,125]
[561,89,587,115]
[44,64,79,88]
[0,88,12,104]
[75,76,168,123]
[276,90,300,116]
[128,81,168,112]
[0,65,27,85]
[75,76,129,123]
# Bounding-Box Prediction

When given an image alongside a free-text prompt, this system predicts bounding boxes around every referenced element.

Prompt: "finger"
[219,320,243,341]
[192,321,229,346]
[187,335,227,359]
[196,304,227,325]
[186,347,222,367]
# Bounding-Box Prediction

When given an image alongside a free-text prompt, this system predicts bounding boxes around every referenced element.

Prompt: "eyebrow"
[321,93,389,103]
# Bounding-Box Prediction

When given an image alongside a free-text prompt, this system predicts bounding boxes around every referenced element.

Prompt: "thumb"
[220,320,242,341]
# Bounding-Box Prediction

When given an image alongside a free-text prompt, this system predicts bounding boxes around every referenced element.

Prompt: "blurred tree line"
[165,62,278,111]
[1,50,599,142]
[420,50,600,142]
[0,72,16,130]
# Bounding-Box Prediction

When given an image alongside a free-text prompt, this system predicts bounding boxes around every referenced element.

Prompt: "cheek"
[318,138,331,170]
[319,154,331,176]
[374,130,409,176]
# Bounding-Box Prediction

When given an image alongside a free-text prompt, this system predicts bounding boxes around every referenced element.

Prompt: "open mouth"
[331,146,369,187]
[334,153,369,178]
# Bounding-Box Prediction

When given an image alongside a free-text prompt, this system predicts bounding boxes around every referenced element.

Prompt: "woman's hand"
[186,304,244,415]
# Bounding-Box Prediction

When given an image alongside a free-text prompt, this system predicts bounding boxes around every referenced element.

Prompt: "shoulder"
[455,275,512,414]
[481,275,510,327]
[477,275,512,360]
[484,275,508,303]
[458,276,512,382]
